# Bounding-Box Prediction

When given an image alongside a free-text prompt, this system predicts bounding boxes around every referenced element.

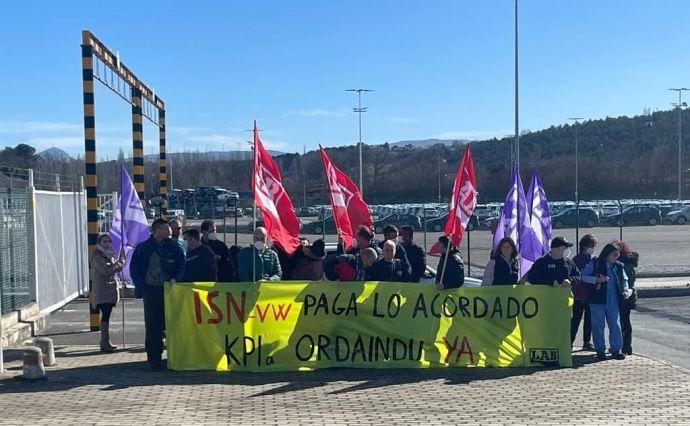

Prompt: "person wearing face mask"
[526,237,580,287]
[581,243,633,360]
[482,237,519,286]
[237,227,282,281]
[181,229,217,282]
[169,218,186,255]
[337,225,383,278]
[90,234,126,353]
[571,234,597,351]
[200,219,235,282]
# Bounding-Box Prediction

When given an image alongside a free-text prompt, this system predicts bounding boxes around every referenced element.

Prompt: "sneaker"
[582,342,595,351]
[596,352,607,361]
[613,352,626,360]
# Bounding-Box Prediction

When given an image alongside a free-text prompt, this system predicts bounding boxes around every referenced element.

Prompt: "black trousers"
[619,302,633,352]
[96,303,115,322]
[571,300,592,345]
[143,286,165,366]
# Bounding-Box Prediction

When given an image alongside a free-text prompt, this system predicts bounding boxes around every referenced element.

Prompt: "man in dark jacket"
[338,225,383,279]
[200,219,235,282]
[527,237,580,287]
[378,225,412,280]
[237,227,282,281]
[369,240,409,282]
[399,225,426,282]
[181,229,217,282]
[130,219,185,370]
[435,236,465,289]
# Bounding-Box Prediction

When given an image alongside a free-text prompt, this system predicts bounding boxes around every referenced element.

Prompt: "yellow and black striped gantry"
[81,30,167,330]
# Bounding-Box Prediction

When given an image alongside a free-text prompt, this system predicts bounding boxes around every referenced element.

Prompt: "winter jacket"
[368,258,409,282]
[436,249,465,289]
[89,249,124,307]
[202,237,235,282]
[527,254,580,286]
[237,246,282,281]
[582,260,629,305]
[292,246,326,281]
[618,252,639,288]
[182,244,218,282]
[401,242,426,282]
[482,256,519,286]
[378,240,412,278]
[131,236,186,298]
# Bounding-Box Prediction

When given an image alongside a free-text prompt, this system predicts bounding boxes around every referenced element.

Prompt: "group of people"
[89,216,637,369]
[481,233,638,361]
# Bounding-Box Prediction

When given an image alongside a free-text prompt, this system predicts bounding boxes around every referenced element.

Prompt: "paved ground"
[1,346,688,424]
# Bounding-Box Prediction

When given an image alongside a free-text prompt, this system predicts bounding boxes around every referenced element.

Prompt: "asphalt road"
[39,295,690,370]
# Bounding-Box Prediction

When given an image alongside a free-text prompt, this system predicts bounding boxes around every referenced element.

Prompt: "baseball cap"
[550,237,574,248]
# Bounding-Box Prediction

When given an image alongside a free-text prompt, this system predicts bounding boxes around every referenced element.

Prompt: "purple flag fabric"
[526,171,552,257]
[493,167,542,277]
[109,165,151,283]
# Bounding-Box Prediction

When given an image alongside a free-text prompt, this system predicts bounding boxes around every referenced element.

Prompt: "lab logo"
[529,348,559,365]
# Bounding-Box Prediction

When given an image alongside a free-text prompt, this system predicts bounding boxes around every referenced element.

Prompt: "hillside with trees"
[2,108,688,203]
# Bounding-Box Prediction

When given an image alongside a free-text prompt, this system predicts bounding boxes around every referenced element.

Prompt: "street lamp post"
[669,88,688,200]
[514,0,520,172]
[568,117,584,243]
[347,88,373,197]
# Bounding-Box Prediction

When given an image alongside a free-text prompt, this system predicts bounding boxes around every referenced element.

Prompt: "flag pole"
[119,164,126,350]
[438,235,452,289]
[252,122,257,284]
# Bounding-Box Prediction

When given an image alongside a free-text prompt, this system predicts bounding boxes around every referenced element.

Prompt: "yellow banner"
[164,281,573,371]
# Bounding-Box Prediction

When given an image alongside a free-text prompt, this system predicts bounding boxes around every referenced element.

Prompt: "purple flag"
[526,171,552,256]
[110,165,151,283]
[493,167,542,277]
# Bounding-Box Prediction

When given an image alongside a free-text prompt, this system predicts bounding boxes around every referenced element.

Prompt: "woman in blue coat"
[581,243,633,360]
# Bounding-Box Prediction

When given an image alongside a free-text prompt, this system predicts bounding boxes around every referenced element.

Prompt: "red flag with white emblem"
[443,145,477,246]
[252,121,300,254]
[319,145,372,248]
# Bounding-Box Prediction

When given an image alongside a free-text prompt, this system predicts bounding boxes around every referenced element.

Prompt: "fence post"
[56,175,67,308]
[467,225,471,277]
[575,199,580,247]
[618,200,623,241]
[29,170,39,309]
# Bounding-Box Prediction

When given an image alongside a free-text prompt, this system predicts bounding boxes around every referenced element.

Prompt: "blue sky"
[1,0,690,159]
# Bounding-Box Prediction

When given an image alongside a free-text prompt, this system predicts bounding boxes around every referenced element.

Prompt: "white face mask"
[585,247,595,256]
[181,240,188,251]
[254,241,266,251]
[564,248,572,258]
[208,232,218,241]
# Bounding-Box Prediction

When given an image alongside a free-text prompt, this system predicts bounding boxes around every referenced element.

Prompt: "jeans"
[570,300,592,345]
[589,303,623,354]
[143,285,165,366]
[619,302,633,352]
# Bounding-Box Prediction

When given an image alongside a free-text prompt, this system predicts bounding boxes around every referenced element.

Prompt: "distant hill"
[143,150,283,162]
[389,139,466,149]
[38,147,72,160]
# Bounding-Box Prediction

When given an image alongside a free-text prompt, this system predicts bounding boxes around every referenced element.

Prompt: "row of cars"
[549,205,690,228]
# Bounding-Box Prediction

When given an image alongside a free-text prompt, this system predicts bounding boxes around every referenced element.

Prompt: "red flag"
[319,146,372,248]
[443,145,477,246]
[252,121,300,254]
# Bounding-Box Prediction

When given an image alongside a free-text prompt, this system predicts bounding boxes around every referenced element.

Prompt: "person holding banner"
[131,219,186,370]
[378,225,411,278]
[181,229,217,282]
[581,243,633,360]
[292,239,326,281]
[399,225,426,283]
[369,240,409,282]
[200,220,235,282]
[237,227,282,281]
[90,234,126,353]
[434,236,465,289]
[338,225,382,277]
[526,237,579,287]
[482,237,519,286]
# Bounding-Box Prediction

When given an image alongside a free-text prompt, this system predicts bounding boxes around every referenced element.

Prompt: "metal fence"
[0,187,34,313]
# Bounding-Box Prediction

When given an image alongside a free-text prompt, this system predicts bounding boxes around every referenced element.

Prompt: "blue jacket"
[130,236,186,298]
[582,260,629,305]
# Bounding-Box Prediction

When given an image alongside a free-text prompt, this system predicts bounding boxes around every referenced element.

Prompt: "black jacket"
[182,244,218,282]
[401,242,426,282]
[203,238,235,282]
[436,249,465,289]
[369,258,409,282]
[492,256,519,285]
[527,254,580,286]
[378,240,412,279]
[618,252,639,289]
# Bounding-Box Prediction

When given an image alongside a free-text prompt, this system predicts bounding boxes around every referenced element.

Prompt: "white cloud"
[283,108,348,118]
[436,129,512,140]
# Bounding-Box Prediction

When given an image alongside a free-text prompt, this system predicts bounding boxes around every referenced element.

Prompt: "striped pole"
[158,108,167,219]
[81,32,100,331]
[131,88,145,204]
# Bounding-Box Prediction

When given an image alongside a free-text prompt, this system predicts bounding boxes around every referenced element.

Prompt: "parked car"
[302,216,337,234]
[604,206,662,226]
[296,207,319,217]
[373,213,422,233]
[425,213,479,232]
[551,208,599,229]
[666,205,690,225]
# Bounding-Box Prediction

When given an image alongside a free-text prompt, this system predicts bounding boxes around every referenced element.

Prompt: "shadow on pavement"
[0,349,601,396]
